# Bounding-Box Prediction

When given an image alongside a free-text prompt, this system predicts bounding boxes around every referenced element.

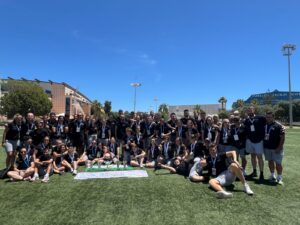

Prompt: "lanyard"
[249,117,255,124]
[24,156,30,167]
[265,124,273,135]
[223,128,228,138]
[164,142,169,154]
[69,154,74,163]
[161,125,164,134]
[178,127,182,136]
[212,156,217,168]
[191,142,196,152]
[151,146,155,157]
[177,145,181,155]
[92,147,97,156]
[234,127,240,135]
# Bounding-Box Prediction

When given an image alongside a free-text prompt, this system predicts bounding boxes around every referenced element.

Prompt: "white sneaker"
[244,183,254,195]
[30,174,39,182]
[72,170,78,175]
[277,178,284,185]
[268,175,276,182]
[216,190,233,199]
[41,175,49,183]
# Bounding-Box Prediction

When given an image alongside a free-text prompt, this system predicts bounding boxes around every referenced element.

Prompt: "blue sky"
[0,0,299,112]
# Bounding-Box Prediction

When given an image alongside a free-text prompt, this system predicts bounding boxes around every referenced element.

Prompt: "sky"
[0,0,299,112]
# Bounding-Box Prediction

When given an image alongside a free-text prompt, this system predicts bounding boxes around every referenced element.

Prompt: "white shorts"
[264,148,284,164]
[246,139,264,155]
[3,140,20,152]
[189,161,202,178]
[215,170,236,187]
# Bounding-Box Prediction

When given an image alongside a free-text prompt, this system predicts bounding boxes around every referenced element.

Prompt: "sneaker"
[41,176,49,183]
[268,175,276,182]
[277,178,284,185]
[244,183,254,195]
[258,173,264,183]
[23,176,32,181]
[72,170,78,175]
[246,170,257,178]
[30,174,39,182]
[216,190,233,199]
[139,164,144,168]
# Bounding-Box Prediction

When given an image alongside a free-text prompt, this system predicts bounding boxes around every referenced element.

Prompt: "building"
[0,78,92,117]
[244,89,300,105]
[168,104,221,118]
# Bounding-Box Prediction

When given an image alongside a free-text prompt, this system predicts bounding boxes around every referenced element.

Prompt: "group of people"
[2,106,285,198]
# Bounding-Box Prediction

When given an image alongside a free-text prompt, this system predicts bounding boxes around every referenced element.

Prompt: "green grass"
[1,129,300,225]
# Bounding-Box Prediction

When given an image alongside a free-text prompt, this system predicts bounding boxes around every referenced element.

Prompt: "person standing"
[244,106,266,182]
[264,111,285,184]
[2,114,23,170]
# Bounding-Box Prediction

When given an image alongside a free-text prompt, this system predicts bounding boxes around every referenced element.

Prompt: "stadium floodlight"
[282,43,296,128]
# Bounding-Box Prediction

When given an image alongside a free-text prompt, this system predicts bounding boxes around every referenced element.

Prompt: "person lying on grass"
[7,147,35,181]
[130,143,146,167]
[156,154,205,182]
[202,143,254,199]
[62,146,79,175]
[31,147,53,183]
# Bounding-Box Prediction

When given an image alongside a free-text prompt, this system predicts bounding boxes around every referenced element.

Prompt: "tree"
[251,99,259,106]
[91,100,104,118]
[104,101,112,115]
[158,103,169,120]
[0,80,52,118]
[218,96,227,110]
[218,110,229,119]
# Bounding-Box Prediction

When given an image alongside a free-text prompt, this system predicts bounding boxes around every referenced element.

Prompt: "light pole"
[282,44,296,128]
[130,83,141,113]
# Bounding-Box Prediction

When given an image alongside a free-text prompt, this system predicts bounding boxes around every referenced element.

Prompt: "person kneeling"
[202,143,254,199]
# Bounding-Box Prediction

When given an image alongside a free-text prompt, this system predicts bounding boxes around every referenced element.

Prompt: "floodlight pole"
[282,44,296,128]
[130,83,141,113]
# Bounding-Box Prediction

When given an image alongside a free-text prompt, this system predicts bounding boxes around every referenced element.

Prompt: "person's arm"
[159,163,176,173]
[276,132,285,152]
[2,125,8,146]
[135,150,146,159]
[42,158,53,166]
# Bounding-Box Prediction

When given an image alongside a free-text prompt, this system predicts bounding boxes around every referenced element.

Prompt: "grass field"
[0,129,300,225]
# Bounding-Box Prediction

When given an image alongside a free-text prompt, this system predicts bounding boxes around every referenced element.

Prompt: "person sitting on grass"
[145,138,160,168]
[31,147,53,183]
[62,146,78,175]
[130,143,146,167]
[7,147,35,181]
[202,143,254,199]
[96,145,116,165]
[52,144,67,175]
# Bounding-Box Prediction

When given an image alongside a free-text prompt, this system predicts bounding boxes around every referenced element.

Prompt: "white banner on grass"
[74,170,148,180]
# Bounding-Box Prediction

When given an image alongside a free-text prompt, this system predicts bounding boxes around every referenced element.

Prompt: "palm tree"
[236,99,245,108]
[158,103,169,120]
[218,96,227,110]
